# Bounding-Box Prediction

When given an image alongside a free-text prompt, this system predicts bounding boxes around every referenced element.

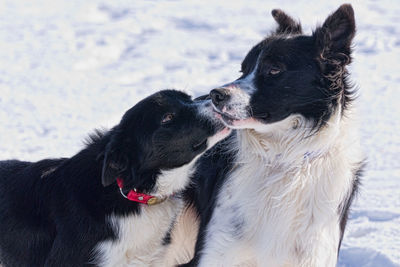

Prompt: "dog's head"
[101,90,229,195]
[211,4,356,132]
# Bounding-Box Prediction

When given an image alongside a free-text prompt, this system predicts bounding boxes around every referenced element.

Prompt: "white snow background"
[0,0,399,266]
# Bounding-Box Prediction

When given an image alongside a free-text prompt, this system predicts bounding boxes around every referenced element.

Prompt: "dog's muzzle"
[210,88,231,111]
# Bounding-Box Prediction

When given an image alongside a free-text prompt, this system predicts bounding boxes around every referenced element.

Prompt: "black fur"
[0,90,221,266]
[339,162,365,250]
[180,135,236,266]
[271,9,302,35]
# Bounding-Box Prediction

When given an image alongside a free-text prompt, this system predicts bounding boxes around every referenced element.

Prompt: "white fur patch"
[153,159,197,198]
[93,198,183,267]
[198,108,363,267]
[163,206,200,266]
[214,56,260,121]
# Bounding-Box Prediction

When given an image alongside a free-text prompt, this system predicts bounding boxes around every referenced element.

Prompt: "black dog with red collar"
[0,90,227,266]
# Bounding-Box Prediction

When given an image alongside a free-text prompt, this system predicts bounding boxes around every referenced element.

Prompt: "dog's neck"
[151,156,199,198]
[235,111,344,168]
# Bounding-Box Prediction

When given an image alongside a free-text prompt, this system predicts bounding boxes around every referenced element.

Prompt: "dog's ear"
[314,4,355,64]
[271,9,302,35]
[101,147,121,187]
[101,130,130,187]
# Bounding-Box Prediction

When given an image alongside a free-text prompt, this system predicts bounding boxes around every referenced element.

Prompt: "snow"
[0,0,399,266]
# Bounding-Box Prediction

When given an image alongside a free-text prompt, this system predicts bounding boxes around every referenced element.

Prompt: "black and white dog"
[0,90,230,266]
[177,4,364,267]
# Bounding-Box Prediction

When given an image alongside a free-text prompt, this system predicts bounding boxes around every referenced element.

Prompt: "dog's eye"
[161,113,174,124]
[269,67,281,75]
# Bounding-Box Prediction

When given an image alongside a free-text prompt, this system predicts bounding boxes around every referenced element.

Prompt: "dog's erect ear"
[271,9,302,35]
[314,4,355,63]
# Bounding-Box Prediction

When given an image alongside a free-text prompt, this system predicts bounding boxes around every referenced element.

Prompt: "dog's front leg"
[44,228,97,267]
[44,237,84,267]
[195,222,243,267]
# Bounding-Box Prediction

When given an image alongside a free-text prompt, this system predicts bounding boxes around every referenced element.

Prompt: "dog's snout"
[210,88,230,108]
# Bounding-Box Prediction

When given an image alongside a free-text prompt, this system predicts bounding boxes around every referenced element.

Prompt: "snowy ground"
[0,0,399,266]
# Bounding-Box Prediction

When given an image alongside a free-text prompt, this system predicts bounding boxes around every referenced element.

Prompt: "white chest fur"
[199,112,363,267]
[94,198,183,267]
[93,153,202,267]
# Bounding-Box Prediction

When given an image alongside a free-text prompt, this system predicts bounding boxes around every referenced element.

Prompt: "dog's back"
[0,160,30,178]
[0,158,65,266]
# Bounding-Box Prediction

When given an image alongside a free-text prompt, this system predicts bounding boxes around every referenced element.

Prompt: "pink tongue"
[220,127,231,135]
[215,113,222,119]
[232,118,256,127]
[214,127,232,139]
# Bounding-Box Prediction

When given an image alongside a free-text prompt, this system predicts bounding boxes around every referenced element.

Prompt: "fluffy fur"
[174,5,364,267]
[0,90,230,267]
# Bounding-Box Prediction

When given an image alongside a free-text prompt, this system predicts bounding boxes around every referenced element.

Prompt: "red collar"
[116,178,165,205]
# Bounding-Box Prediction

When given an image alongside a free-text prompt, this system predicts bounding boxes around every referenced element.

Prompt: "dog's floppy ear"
[314,4,355,64]
[271,9,302,35]
[101,129,130,187]
[102,146,121,187]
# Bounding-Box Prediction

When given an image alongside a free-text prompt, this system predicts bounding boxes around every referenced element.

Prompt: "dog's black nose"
[210,88,230,108]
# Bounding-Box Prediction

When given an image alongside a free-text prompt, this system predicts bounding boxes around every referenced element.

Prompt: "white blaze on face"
[225,57,259,95]
[212,55,265,130]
